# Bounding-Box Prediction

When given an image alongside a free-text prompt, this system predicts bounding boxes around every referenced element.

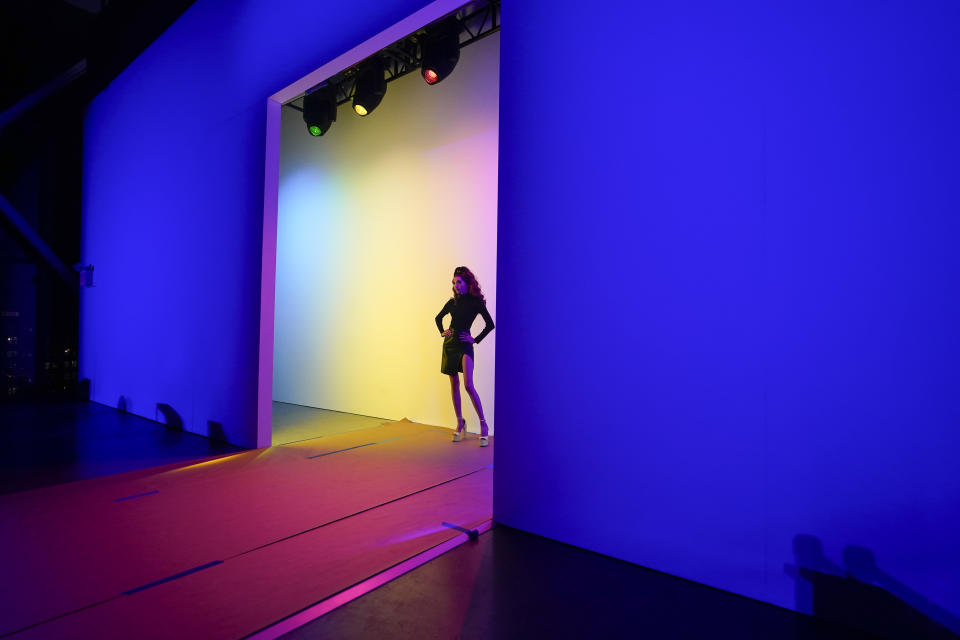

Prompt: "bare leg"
[449,374,463,421]
[450,373,467,441]
[461,354,486,423]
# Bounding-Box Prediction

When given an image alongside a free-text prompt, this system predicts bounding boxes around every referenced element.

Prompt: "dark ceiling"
[0,0,199,284]
[0,0,199,392]
[1,0,198,119]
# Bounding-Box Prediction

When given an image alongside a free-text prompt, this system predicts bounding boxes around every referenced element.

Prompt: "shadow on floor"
[155,403,183,430]
[787,534,960,639]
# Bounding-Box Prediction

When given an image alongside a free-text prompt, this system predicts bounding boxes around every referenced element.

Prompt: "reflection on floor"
[0,401,243,495]
[1,418,493,638]
[272,401,391,445]
[285,525,874,640]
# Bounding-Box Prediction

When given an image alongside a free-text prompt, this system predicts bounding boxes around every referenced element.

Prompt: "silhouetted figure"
[434,266,494,447]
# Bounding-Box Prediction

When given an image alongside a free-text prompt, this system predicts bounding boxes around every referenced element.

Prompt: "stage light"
[421,18,461,85]
[302,84,338,137]
[352,57,386,117]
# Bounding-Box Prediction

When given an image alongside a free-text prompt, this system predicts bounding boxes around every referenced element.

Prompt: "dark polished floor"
[283,525,878,640]
[0,401,243,494]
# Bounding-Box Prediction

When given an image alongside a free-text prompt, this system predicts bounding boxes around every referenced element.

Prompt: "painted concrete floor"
[284,525,879,640]
[5,402,932,639]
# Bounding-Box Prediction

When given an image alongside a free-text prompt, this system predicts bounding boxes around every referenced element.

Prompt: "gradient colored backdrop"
[80,0,960,632]
[274,32,499,433]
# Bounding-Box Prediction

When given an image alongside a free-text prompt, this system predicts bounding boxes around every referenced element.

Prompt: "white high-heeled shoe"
[453,417,466,442]
[479,419,489,447]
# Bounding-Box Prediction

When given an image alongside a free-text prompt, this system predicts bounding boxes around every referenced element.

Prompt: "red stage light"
[423,69,439,84]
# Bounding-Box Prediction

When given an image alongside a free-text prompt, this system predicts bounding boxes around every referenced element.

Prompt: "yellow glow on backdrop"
[275,33,499,434]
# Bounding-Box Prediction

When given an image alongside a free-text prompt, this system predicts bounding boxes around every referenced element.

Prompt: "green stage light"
[302,84,338,137]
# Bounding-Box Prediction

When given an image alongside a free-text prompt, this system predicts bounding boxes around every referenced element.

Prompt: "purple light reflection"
[249,520,493,639]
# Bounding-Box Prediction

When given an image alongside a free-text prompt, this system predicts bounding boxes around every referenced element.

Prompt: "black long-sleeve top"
[435,294,495,344]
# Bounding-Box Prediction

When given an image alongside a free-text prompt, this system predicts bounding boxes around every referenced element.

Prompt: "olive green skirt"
[441,334,474,375]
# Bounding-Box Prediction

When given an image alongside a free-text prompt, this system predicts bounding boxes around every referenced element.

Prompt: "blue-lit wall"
[80,0,431,445]
[81,0,960,627]
[494,0,960,629]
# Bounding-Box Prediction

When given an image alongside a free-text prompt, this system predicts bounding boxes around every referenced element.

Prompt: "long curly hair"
[452,266,486,304]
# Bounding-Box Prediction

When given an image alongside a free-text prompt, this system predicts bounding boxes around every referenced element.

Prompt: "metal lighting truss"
[285,0,500,112]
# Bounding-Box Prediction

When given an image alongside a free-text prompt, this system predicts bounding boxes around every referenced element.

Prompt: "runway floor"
[271,402,391,445]
[2,403,894,638]
[1,418,493,639]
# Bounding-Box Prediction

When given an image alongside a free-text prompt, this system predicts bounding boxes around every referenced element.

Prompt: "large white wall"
[494,0,960,633]
[80,0,435,447]
[273,33,499,433]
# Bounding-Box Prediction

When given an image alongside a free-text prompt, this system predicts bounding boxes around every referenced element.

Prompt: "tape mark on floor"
[114,490,159,502]
[307,436,404,459]
[308,443,374,458]
[122,561,223,595]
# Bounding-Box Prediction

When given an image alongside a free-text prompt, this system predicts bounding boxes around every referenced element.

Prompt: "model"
[434,266,495,447]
